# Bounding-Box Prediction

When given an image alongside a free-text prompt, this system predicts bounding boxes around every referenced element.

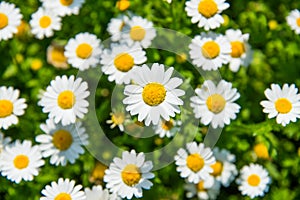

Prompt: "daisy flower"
[189,32,231,71]
[185,0,229,31]
[153,118,181,138]
[121,16,156,48]
[286,9,300,34]
[0,86,27,130]
[0,140,44,184]
[260,83,300,126]
[36,118,88,166]
[65,32,102,71]
[47,42,69,69]
[123,63,185,126]
[41,178,86,200]
[104,150,154,199]
[236,163,271,199]
[174,142,216,184]
[0,2,22,41]
[190,80,241,128]
[107,15,129,42]
[38,75,90,126]
[0,132,11,154]
[29,7,62,39]
[210,147,237,187]
[101,43,147,84]
[225,29,253,72]
[106,110,127,132]
[85,185,120,200]
[41,0,85,17]
[185,176,221,200]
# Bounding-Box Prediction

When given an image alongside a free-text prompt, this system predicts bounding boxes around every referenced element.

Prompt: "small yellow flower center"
[197,181,206,192]
[114,53,134,72]
[186,153,205,172]
[57,90,76,109]
[198,0,218,18]
[31,59,43,71]
[230,41,245,58]
[111,112,125,125]
[297,18,300,27]
[60,0,73,6]
[142,83,166,106]
[210,161,223,177]
[161,120,174,131]
[54,193,72,200]
[116,0,130,11]
[275,98,292,114]
[206,94,226,114]
[13,154,29,169]
[51,47,67,63]
[202,41,220,59]
[121,164,141,186]
[0,100,13,118]
[130,26,146,41]
[76,43,93,59]
[0,13,8,29]
[247,174,260,186]
[52,129,73,150]
[39,16,52,28]
[254,143,269,159]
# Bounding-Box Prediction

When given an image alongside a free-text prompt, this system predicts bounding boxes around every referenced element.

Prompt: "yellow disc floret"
[230,41,245,58]
[114,53,134,72]
[186,153,205,172]
[57,90,76,109]
[275,98,292,114]
[13,154,29,169]
[198,0,218,18]
[121,164,141,186]
[142,83,166,106]
[0,13,8,29]
[206,94,226,114]
[52,129,73,150]
[202,41,220,59]
[130,26,146,41]
[0,100,13,118]
[76,43,93,59]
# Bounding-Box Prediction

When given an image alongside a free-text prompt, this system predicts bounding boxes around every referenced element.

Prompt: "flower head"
[287,9,300,34]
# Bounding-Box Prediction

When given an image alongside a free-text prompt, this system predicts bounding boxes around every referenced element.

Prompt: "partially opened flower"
[0,1,22,41]
[106,110,127,132]
[47,42,69,69]
[41,0,85,16]
[104,150,154,199]
[260,83,300,126]
[107,15,129,42]
[153,118,181,138]
[0,140,44,184]
[85,185,120,200]
[286,9,300,34]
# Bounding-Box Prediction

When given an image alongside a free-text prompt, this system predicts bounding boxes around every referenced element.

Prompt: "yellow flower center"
[254,143,269,159]
[206,94,226,114]
[76,43,93,59]
[51,47,67,63]
[297,18,300,27]
[210,161,223,177]
[0,13,8,29]
[186,153,205,172]
[114,53,134,72]
[13,154,29,169]
[161,120,174,131]
[111,112,125,125]
[197,181,206,192]
[275,98,292,114]
[0,100,13,118]
[52,129,73,150]
[121,164,141,186]
[57,90,76,109]
[198,0,218,18]
[54,193,71,200]
[60,0,73,6]
[39,16,52,28]
[31,59,43,71]
[130,26,146,41]
[202,41,220,59]
[142,83,166,106]
[247,174,260,186]
[230,41,245,58]
[116,0,130,11]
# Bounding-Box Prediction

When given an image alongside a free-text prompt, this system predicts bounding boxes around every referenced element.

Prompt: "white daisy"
[38,75,90,126]
[123,63,185,126]
[65,32,102,71]
[210,147,237,187]
[190,80,241,128]
[41,0,85,17]
[41,178,86,200]
[286,9,300,34]
[185,176,221,200]
[107,15,129,42]
[236,163,271,199]
[0,1,22,41]
[174,142,216,184]
[153,118,181,138]
[0,132,11,154]
[104,150,154,199]
[101,43,147,84]
[260,83,300,126]
[29,7,62,40]
[121,16,156,48]
[185,0,229,31]
[0,140,44,184]
[36,118,88,166]
[189,32,231,71]
[85,185,120,200]
[106,110,127,132]
[0,86,27,130]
